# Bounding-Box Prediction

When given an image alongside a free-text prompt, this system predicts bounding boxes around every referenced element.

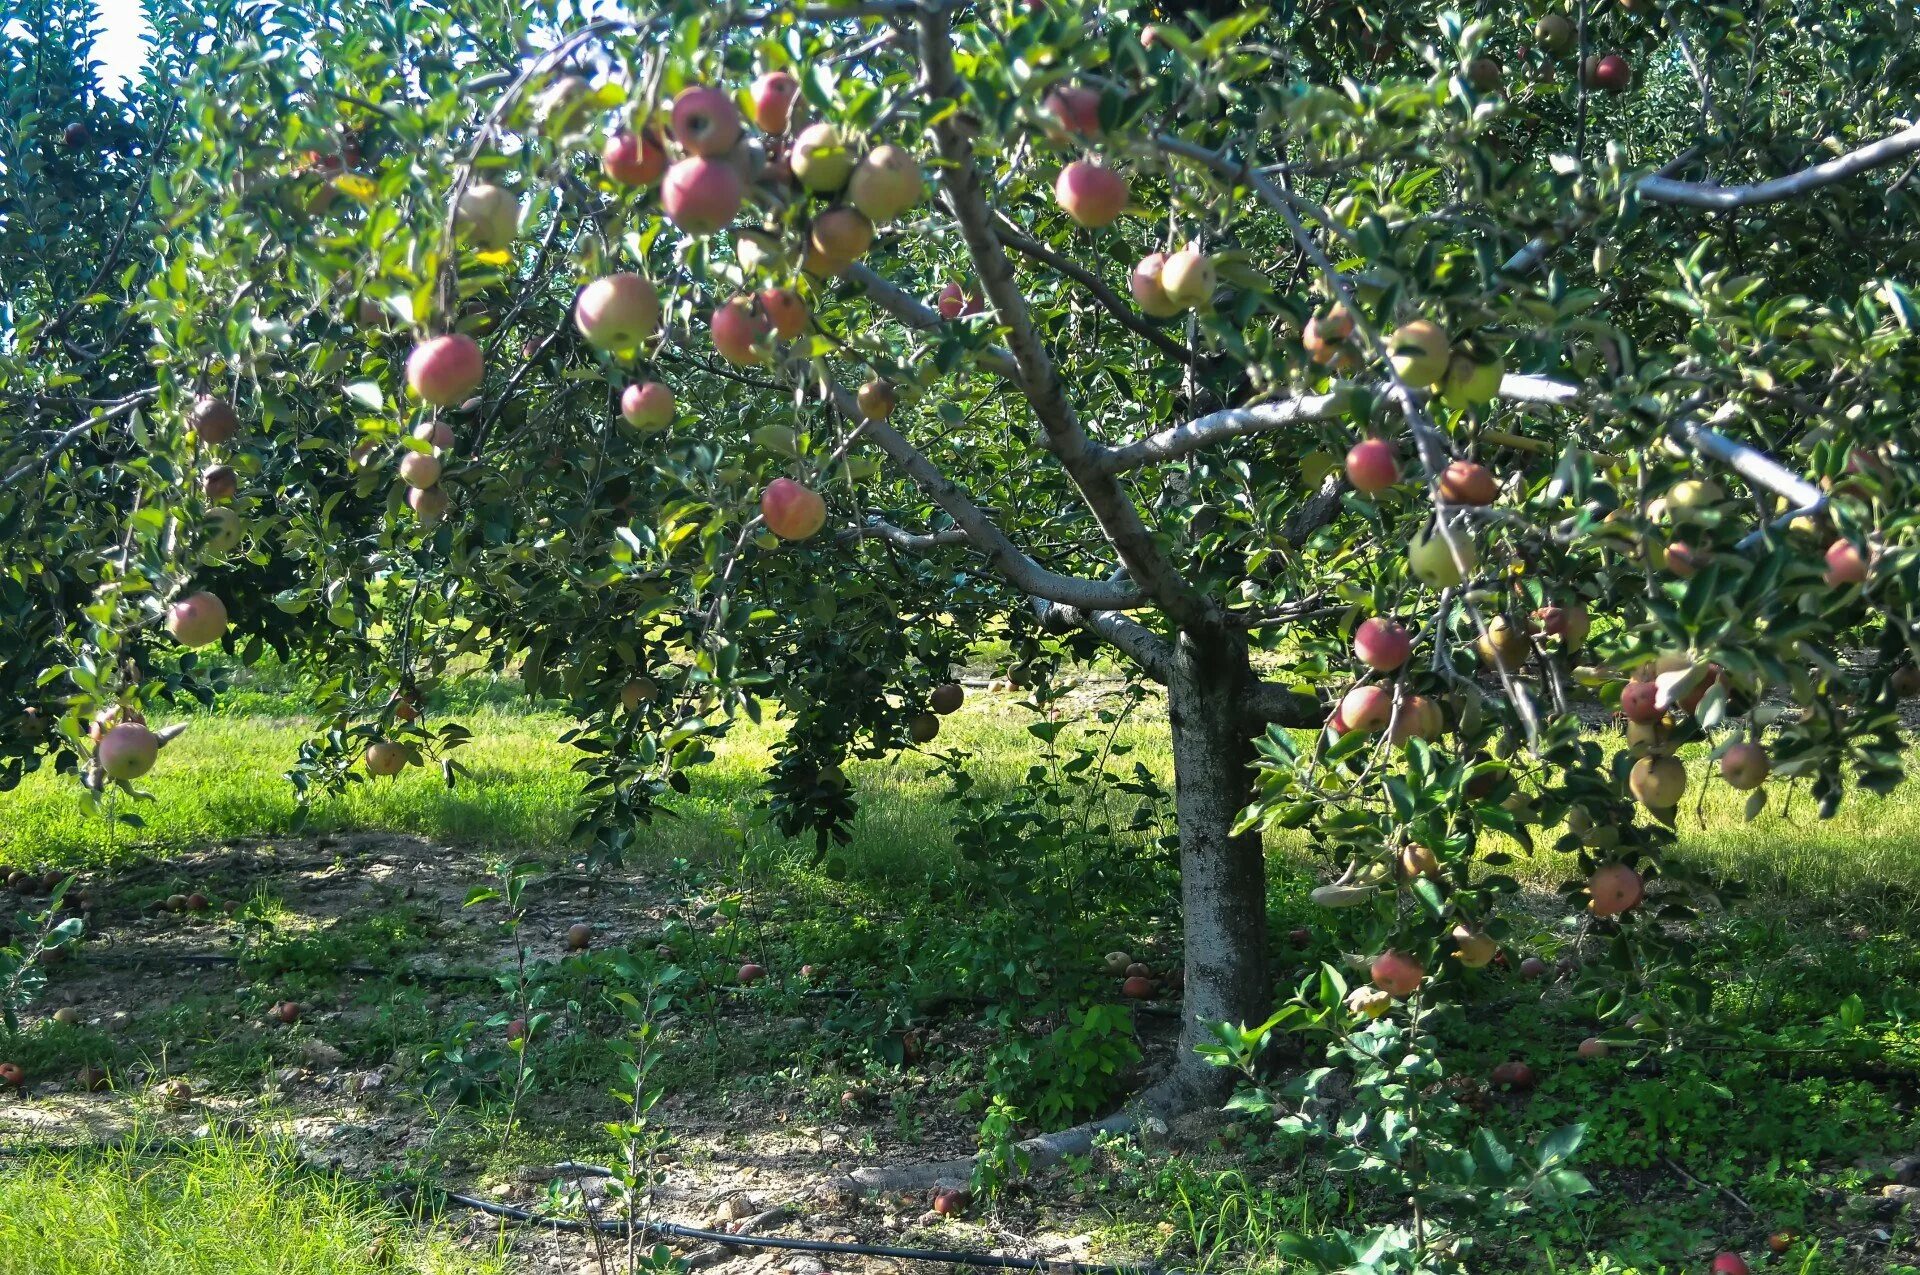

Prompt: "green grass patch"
[11,683,1920,908]
[0,1131,506,1274]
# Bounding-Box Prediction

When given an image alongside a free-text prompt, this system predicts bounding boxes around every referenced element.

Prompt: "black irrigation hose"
[407,1184,1154,1274]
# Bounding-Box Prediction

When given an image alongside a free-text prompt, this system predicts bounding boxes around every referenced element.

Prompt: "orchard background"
[5,0,1920,1270]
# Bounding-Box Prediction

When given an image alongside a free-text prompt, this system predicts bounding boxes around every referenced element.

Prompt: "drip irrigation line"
[407,1183,1154,1274]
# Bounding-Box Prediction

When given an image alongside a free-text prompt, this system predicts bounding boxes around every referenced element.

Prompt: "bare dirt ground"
[0,832,1188,1274]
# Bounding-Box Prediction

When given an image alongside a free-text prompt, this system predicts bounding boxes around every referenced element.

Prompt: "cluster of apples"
[1350,859,1641,1014]
[1528,14,1633,93]
[1028,85,1213,311]
[1102,948,1179,999]
[406,75,926,545]
[190,388,247,518]
[399,335,478,527]
[1324,310,1506,411]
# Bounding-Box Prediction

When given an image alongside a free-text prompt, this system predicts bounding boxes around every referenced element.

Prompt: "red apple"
[97,723,160,782]
[670,85,741,157]
[931,1186,968,1215]
[1529,603,1590,652]
[188,395,240,445]
[398,451,441,489]
[167,591,228,647]
[1718,741,1770,791]
[1710,1256,1750,1275]
[0,1062,24,1088]
[1576,1036,1609,1060]
[505,1017,528,1042]
[1354,617,1412,672]
[1620,681,1663,724]
[1587,863,1644,917]
[413,420,454,450]
[1438,460,1498,506]
[1584,53,1631,92]
[761,478,826,541]
[1130,253,1181,318]
[201,463,238,502]
[930,682,964,714]
[406,334,484,407]
[936,281,968,320]
[602,129,666,187]
[661,157,744,236]
[758,287,808,340]
[737,962,765,984]
[1121,974,1153,998]
[711,297,771,365]
[1337,684,1393,734]
[1043,86,1101,137]
[1824,538,1867,586]
[750,71,800,134]
[364,741,406,776]
[1518,955,1549,980]
[809,207,874,265]
[409,484,449,528]
[1053,160,1128,228]
[574,273,661,351]
[271,1000,301,1024]
[847,145,923,224]
[621,381,674,431]
[1345,437,1400,492]
[1490,1059,1536,1091]
[1370,950,1424,998]
[1664,540,1702,577]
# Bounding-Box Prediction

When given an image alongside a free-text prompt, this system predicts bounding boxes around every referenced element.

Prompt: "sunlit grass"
[5,675,1920,905]
[0,1130,505,1275]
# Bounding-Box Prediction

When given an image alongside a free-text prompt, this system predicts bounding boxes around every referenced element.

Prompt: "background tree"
[0,0,201,792]
[9,0,1920,1197]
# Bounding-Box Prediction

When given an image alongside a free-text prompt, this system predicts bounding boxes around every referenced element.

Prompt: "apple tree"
[13,0,1920,1176]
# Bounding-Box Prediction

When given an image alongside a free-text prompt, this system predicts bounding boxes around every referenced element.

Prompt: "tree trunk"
[1165,627,1269,1102]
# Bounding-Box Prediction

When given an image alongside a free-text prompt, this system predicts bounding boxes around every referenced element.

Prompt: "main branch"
[825,382,1143,612]
[1029,596,1173,682]
[916,6,1214,629]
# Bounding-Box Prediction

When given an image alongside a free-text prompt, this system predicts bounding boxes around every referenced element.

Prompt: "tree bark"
[1165,627,1269,1101]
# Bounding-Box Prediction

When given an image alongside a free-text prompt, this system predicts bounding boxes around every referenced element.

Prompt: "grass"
[0,1130,506,1275]
[0,678,1179,891]
[7,672,1920,904]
